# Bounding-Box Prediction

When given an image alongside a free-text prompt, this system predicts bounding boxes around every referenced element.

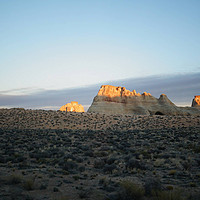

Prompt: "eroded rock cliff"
[88,85,200,115]
[60,101,85,112]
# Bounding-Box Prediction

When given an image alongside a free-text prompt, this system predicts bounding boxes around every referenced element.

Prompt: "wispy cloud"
[0,72,199,110]
[0,87,45,95]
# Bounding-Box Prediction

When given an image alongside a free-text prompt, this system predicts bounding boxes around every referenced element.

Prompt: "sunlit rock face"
[192,96,200,109]
[88,85,200,115]
[60,101,85,112]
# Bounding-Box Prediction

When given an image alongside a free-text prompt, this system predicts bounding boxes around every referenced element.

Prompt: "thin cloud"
[0,87,45,95]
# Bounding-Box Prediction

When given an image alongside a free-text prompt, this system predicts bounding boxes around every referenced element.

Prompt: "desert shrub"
[40,183,47,190]
[144,177,162,196]
[151,189,183,200]
[140,150,151,159]
[106,156,117,165]
[0,156,9,163]
[99,177,107,186]
[56,196,69,200]
[8,174,22,184]
[94,159,105,169]
[187,191,200,200]
[187,144,200,153]
[62,160,78,172]
[78,189,90,199]
[78,165,85,172]
[189,182,196,187]
[169,170,177,176]
[154,159,166,167]
[182,161,191,171]
[166,185,174,190]
[193,145,200,153]
[53,187,59,192]
[94,150,109,157]
[73,175,80,181]
[76,157,84,163]
[23,177,35,190]
[103,163,117,174]
[126,158,146,170]
[118,180,145,200]
[84,150,94,157]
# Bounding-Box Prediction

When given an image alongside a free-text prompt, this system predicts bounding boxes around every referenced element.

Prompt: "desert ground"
[0,108,200,200]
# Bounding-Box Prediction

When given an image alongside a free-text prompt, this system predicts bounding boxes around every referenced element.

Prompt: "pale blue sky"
[0,0,200,94]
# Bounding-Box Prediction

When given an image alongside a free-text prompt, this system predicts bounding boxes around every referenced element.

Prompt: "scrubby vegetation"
[0,109,199,199]
[0,127,199,199]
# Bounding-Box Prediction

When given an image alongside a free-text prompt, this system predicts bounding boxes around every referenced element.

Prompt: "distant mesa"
[60,101,85,112]
[88,85,200,115]
[192,96,200,109]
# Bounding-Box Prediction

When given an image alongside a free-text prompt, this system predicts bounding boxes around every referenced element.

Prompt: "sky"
[0,0,200,108]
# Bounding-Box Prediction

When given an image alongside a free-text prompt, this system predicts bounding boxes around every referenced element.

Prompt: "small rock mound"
[192,96,200,109]
[60,101,85,112]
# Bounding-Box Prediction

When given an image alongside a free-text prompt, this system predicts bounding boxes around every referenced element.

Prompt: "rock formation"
[60,101,85,112]
[88,85,200,115]
[192,96,200,109]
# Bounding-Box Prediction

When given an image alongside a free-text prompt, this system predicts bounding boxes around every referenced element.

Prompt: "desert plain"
[0,108,200,200]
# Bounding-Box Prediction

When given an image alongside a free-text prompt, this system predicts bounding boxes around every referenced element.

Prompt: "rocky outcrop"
[192,96,200,109]
[60,101,85,112]
[88,85,200,115]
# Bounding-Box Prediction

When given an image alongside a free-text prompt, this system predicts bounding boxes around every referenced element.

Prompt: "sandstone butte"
[59,101,85,112]
[192,95,200,109]
[88,85,200,115]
